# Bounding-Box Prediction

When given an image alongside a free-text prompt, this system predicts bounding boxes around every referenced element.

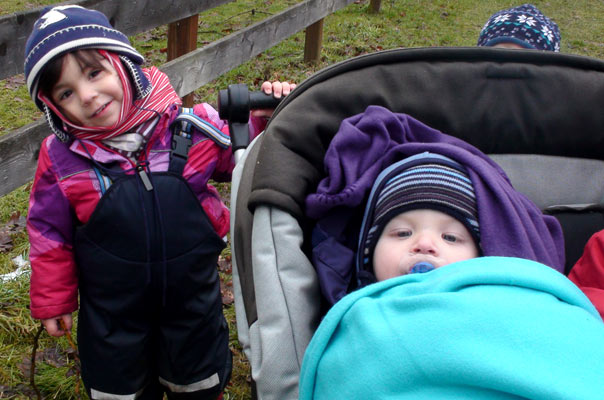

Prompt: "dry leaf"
[0,229,13,252]
[0,383,37,398]
[8,211,26,228]
[4,74,25,90]
[220,280,234,305]
[217,255,232,273]
[41,347,68,368]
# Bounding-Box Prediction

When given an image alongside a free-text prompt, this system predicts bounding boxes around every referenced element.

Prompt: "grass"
[1,0,604,398]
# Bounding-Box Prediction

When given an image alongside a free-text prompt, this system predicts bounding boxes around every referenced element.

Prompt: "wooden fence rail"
[0,0,367,197]
[2,0,235,81]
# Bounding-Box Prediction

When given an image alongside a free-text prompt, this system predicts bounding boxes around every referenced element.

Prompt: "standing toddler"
[24,5,292,399]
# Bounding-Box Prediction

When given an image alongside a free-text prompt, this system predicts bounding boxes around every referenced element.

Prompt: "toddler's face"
[50,53,123,127]
[372,209,478,281]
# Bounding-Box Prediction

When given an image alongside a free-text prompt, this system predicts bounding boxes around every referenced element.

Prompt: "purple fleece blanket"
[305,106,565,302]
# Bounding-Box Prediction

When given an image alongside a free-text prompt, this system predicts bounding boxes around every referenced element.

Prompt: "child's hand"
[42,314,73,337]
[261,81,296,99]
[251,81,297,118]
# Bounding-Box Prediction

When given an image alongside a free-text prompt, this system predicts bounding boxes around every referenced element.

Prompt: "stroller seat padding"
[490,154,604,209]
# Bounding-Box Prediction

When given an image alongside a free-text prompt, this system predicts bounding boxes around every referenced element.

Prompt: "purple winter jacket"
[305,105,565,305]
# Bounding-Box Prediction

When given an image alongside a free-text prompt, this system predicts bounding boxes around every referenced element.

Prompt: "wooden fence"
[0,0,381,197]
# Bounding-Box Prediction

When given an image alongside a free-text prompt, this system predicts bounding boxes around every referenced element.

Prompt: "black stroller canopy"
[248,47,604,219]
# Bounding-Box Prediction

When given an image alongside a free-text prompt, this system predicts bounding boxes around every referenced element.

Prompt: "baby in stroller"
[306,106,565,305]
[361,153,481,281]
[299,106,604,399]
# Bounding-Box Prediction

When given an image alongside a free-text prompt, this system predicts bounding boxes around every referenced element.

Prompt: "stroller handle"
[218,84,282,154]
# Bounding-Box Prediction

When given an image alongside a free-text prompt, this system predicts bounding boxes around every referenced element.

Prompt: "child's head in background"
[477,4,561,52]
[360,153,481,281]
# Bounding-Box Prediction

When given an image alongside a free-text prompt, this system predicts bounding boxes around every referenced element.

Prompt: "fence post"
[304,19,324,63]
[370,0,382,13]
[167,15,199,107]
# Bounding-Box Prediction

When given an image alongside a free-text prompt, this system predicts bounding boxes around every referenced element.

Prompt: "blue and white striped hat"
[24,5,146,109]
[477,4,561,52]
[358,152,480,276]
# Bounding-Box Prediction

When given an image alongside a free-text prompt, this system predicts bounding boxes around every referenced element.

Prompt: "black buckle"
[171,133,191,159]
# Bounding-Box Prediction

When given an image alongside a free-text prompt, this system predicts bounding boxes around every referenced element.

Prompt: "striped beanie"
[477,4,561,52]
[357,152,480,280]
[24,6,149,141]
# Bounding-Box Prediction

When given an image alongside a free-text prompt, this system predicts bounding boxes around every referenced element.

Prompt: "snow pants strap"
[169,107,232,175]
[169,108,194,175]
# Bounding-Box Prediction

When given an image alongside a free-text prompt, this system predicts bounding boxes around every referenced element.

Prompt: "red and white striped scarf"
[38,50,181,141]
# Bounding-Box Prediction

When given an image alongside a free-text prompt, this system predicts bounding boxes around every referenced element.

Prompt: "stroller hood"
[246,48,604,220]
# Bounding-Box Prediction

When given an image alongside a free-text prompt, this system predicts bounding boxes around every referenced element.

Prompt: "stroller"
[228,47,604,399]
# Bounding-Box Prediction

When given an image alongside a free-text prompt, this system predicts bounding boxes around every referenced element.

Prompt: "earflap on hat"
[40,103,71,143]
[118,55,152,101]
[355,152,480,285]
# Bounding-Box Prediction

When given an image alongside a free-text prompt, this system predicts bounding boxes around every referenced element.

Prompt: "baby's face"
[372,209,479,281]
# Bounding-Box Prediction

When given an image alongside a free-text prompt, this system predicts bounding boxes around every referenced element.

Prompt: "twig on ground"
[60,319,82,398]
[30,323,43,400]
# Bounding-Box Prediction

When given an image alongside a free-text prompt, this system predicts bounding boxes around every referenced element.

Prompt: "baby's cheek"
[373,240,403,281]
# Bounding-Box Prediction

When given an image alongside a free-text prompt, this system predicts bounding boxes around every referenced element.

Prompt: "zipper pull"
[137,165,153,191]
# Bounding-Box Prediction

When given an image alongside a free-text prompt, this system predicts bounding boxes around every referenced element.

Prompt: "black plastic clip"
[171,133,192,160]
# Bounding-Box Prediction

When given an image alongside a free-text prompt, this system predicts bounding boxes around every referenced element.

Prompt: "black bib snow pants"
[74,161,231,399]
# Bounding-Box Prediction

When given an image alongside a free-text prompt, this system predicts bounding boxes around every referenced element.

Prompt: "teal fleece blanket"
[300,257,604,399]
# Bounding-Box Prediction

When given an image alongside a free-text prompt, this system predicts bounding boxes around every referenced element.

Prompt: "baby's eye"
[442,233,459,243]
[395,230,412,238]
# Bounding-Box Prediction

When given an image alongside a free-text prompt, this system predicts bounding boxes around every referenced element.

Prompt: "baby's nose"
[412,233,438,254]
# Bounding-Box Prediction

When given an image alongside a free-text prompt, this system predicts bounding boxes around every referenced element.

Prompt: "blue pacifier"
[410,262,435,274]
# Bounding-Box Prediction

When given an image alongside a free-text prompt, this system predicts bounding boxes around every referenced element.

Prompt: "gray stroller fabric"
[489,154,604,209]
[231,138,321,399]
